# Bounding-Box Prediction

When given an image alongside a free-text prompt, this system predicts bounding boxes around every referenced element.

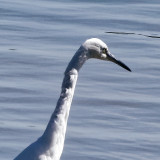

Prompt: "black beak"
[108,54,131,72]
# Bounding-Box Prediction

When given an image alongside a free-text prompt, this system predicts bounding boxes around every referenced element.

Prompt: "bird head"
[82,38,131,72]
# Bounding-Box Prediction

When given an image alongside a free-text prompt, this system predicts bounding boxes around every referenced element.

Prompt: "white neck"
[42,46,88,160]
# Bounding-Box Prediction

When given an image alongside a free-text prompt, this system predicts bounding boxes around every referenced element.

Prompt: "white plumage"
[14,38,131,160]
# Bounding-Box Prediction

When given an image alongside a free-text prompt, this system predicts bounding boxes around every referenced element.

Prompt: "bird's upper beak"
[107,53,131,72]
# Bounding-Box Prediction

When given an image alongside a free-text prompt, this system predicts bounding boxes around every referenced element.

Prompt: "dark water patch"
[9,48,16,50]
[106,31,160,38]
[0,87,38,94]
[0,96,52,104]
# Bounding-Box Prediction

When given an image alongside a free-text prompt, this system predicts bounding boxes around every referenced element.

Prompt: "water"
[0,0,160,159]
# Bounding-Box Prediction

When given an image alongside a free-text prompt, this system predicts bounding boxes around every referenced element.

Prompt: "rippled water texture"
[0,0,160,160]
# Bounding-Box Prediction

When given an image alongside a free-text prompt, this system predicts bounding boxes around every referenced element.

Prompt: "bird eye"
[102,48,107,53]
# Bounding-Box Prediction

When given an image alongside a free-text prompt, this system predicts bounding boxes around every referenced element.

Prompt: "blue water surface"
[0,0,160,160]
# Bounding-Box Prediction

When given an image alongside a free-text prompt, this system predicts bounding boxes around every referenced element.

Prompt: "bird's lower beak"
[107,53,131,72]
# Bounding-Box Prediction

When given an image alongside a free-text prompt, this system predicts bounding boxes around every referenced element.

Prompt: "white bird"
[14,38,131,160]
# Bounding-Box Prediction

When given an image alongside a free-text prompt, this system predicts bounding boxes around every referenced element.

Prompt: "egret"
[14,38,131,160]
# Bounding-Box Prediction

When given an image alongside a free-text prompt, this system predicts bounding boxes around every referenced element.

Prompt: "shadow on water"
[105,31,160,38]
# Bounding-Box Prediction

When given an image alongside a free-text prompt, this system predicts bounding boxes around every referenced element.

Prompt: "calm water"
[0,0,160,160]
